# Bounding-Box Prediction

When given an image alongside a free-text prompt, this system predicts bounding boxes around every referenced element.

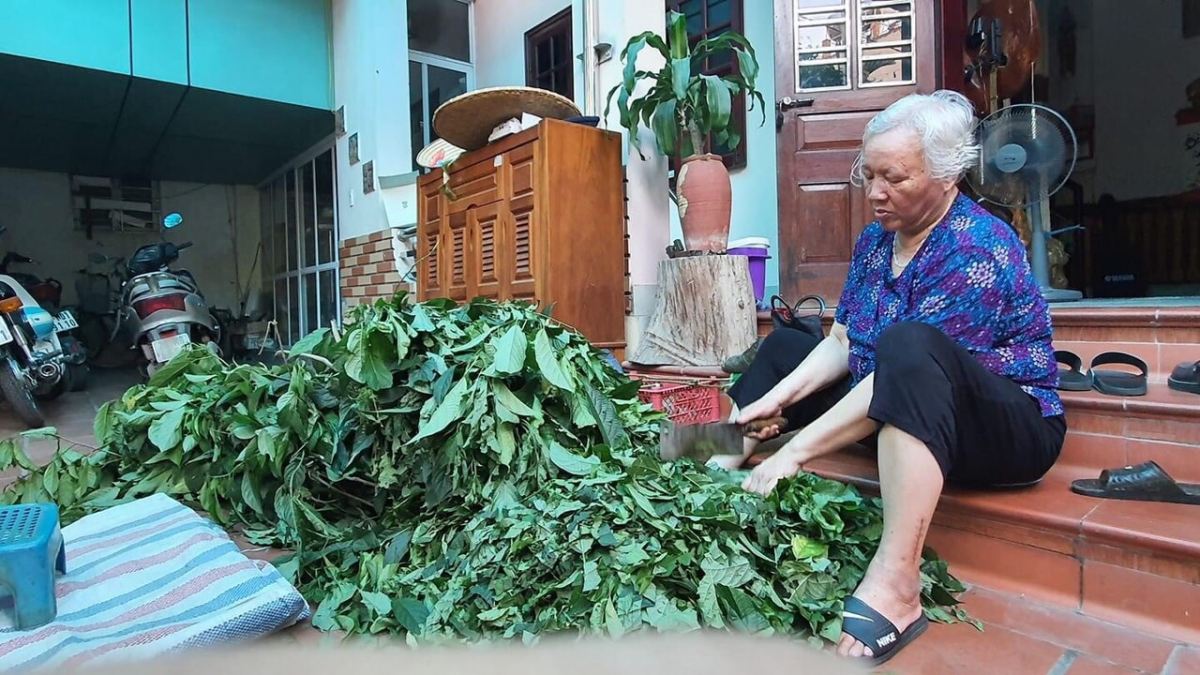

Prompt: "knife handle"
[742,416,788,434]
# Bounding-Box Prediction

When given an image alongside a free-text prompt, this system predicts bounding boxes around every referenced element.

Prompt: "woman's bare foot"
[836,562,924,660]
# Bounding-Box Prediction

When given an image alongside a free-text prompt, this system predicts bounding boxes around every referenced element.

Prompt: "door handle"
[775,97,815,131]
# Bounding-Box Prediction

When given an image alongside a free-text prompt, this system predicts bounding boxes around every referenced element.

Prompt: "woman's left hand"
[742,444,806,496]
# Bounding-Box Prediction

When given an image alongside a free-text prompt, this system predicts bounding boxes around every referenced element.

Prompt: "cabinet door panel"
[471,202,504,300]
[507,193,536,302]
[445,210,470,301]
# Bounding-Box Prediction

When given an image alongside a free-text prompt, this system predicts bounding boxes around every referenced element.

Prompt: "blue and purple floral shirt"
[834,192,1064,417]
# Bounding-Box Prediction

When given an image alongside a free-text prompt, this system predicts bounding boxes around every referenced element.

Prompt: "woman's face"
[861,128,957,235]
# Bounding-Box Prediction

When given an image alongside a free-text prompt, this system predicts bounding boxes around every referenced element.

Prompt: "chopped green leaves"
[0,293,970,645]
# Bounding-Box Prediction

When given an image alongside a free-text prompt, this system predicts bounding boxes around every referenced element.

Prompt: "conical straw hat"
[432,86,582,151]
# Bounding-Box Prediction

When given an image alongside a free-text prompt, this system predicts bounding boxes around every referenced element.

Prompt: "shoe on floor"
[722,337,763,374]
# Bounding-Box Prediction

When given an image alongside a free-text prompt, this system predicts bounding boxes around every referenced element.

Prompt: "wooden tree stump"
[628,255,758,368]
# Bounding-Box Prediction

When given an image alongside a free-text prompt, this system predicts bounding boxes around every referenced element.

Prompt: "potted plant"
[605,10,766,252]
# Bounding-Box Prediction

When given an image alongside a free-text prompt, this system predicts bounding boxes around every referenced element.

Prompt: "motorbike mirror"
[163,213,184,229]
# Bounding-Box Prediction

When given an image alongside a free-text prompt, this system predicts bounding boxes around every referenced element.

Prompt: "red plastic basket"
[632,374,724,425]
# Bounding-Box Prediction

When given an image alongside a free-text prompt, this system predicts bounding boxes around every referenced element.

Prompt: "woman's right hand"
[736,393,787,440]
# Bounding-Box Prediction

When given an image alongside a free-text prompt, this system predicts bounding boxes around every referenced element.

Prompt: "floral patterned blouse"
[833,192,1064,417]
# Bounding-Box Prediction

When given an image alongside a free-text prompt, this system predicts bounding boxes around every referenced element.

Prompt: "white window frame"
[258,140,340,345]
[795,0,918,93]
[409,0,476,154]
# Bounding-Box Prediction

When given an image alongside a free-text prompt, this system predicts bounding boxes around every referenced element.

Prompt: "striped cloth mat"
[0,494,311,672]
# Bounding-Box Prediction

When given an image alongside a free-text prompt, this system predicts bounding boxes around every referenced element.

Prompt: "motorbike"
[0,273,76,427]
[0,247,90,392]
[116,213,222,378]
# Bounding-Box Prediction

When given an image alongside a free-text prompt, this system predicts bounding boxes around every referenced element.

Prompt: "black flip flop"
[1070,461,1200,505]
[840,596,929,667]
[1089,351,1148,397]
[1168,360,1200,395]
[1054,350,1093,391]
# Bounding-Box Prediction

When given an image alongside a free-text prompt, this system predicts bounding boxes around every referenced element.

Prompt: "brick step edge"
[804,449,1200,569]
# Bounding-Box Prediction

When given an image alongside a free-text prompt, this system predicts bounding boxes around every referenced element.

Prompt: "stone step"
[791,448,1200,646]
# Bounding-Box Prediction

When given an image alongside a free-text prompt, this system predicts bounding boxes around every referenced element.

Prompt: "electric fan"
[967,103,1083,302]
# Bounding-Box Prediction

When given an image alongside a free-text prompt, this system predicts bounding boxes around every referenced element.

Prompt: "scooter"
[116,213,222,378]
[0,274,75,427]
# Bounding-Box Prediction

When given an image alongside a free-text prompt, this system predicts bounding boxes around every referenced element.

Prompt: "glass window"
[407,0,471,62]
[525,9,574,100]
[259,146,339,345]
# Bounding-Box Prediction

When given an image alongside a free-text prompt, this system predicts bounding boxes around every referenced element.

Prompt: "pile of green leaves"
[0,295,970,644]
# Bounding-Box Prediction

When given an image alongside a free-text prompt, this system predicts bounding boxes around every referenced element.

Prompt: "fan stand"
[1027,182,1082,303]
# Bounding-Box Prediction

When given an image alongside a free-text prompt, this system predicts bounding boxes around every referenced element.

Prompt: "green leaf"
[410,376,469,443]
[361,590,393,616]
[670,58,691,101]
[392,598,430,635]
[582,381,631,450]
[290,328,329,355]
[533,329,575,392]
[385,531,414,564]
[548,442,600,476]
[490,324,528,375]
[148,408,186,451]
[702,74,732,132]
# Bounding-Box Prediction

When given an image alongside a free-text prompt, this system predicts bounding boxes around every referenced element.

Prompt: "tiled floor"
[4,369,1198,674]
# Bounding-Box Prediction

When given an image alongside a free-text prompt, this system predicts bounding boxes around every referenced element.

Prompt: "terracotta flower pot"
[676,154,732,252]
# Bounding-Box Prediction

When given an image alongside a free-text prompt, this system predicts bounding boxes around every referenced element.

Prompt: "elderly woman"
[726,90,1066,666]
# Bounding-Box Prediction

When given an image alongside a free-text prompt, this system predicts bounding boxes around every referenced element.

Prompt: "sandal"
[1054,350,1093,391]
[1089,351,1148,397]
[840,596,929,667]
[1070,461,1200,505]
[1168,360,1200,395]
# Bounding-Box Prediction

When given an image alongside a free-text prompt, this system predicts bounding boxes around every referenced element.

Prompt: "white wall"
[0,168,262,313]
[472,0,673,353]
[474,0,586,104]
[665,0,779,300]
[331,0,413,241]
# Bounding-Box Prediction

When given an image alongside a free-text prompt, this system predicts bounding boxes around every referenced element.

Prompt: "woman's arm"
[736,322,852,425]
[777,372,878,464]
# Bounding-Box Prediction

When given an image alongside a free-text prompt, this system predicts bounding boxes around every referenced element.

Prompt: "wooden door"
[774,0,939,303]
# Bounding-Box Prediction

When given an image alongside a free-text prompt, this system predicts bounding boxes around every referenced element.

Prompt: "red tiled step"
[792,447,1200,645]
[1060,387,1200,484]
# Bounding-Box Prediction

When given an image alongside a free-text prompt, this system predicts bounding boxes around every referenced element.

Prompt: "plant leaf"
[533,329,574,392]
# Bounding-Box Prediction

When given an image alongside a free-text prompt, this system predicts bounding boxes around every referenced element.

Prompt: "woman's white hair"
[850,90,980,185]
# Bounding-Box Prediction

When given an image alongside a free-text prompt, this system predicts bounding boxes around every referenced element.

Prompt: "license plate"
[0,321,11,346]
[151,333,191,363]
[54,311,79,332]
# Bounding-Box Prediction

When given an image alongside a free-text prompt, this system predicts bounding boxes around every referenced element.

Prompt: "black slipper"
[1168,360,1200,395]
[1054,350,1093,391]
[840,596,929,667]
[1070,461,1200,505]
[1089,351,1148,397]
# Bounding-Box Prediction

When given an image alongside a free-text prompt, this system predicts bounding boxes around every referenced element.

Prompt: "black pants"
[727,322,1067,486]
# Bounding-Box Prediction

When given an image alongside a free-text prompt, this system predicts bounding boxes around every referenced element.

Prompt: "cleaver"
[659,416,788,463]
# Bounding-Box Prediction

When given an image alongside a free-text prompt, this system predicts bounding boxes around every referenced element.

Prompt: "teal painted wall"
[0,0,332,109]
[0,0,131,74]
[131,0,189,84]
[188,0,332,109]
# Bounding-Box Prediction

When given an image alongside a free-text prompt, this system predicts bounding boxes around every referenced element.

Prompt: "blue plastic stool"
[0,504,67,630]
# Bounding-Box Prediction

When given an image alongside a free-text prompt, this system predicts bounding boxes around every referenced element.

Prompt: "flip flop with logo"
[1089,351,1148,397]
[840,596,929,667]
[1054,350,1093,391]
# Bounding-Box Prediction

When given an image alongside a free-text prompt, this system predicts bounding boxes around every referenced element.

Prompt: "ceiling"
[0,54,334,185]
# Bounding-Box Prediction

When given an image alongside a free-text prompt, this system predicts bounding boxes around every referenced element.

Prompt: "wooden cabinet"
[417,119,627,353]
